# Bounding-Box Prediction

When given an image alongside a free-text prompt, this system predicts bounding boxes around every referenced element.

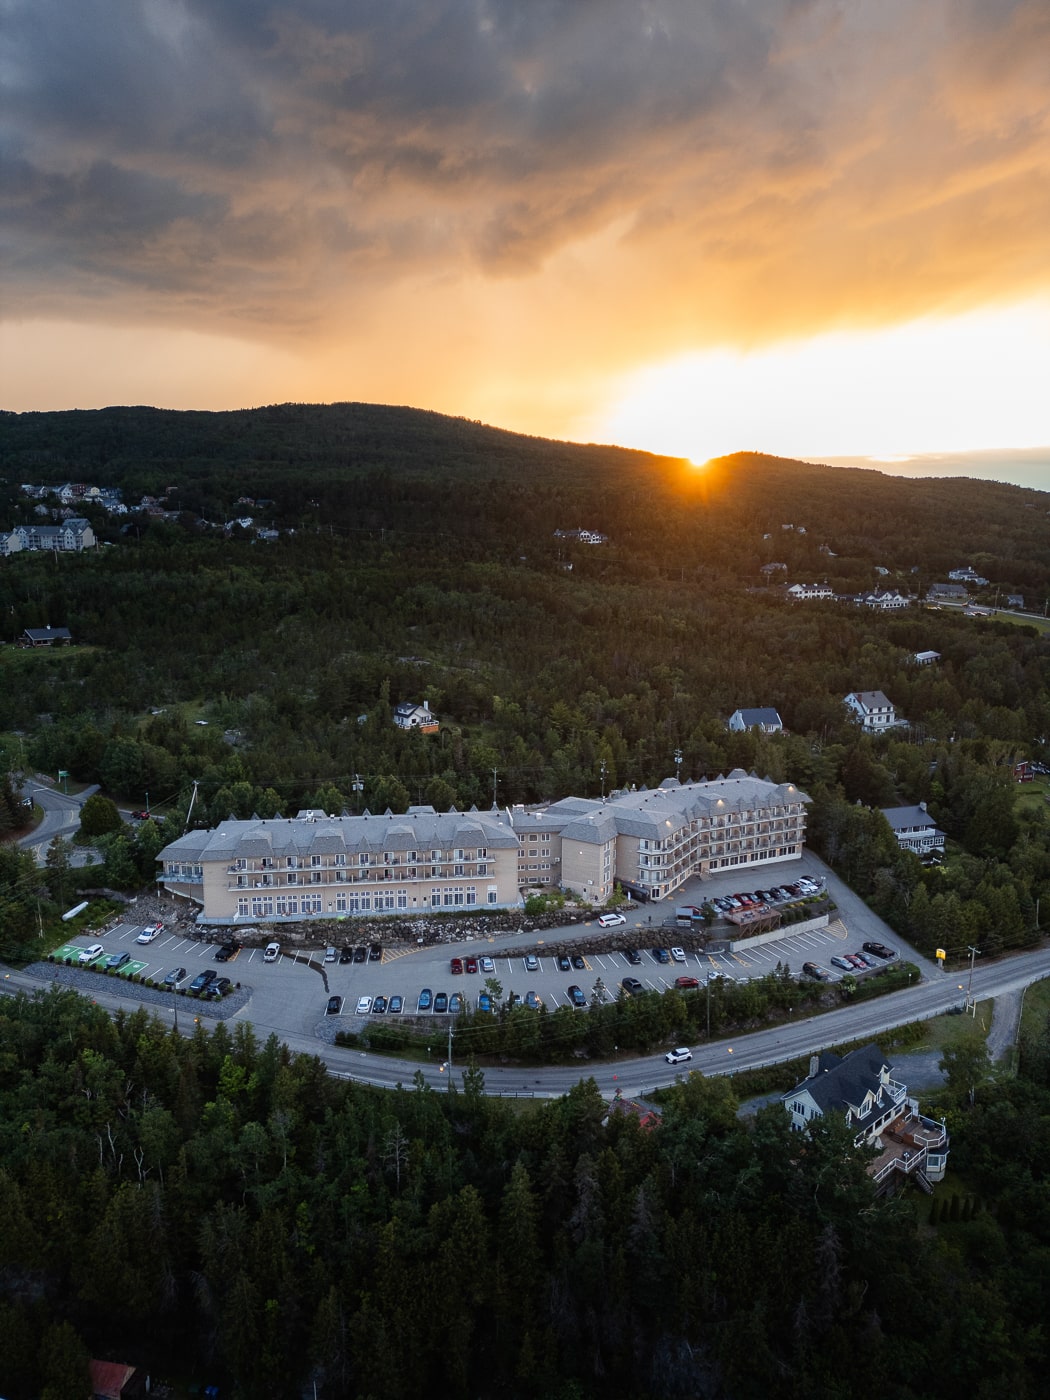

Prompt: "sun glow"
[580,300,1050,465]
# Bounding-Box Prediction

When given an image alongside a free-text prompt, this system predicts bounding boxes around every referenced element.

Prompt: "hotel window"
[311,871,322,883]
[466,887,476,905]
[477,863,487,876]
[288,872,298,885]
[487,885,498,905]
[237,898,249,917]
[431,850,441,861]
[336,895,347,912]
[477,847,488,859]
[359,853,370,866]
[431,890,442,907]
[397,891,408,910]
[311,855,322,867]
[454,864,464,876]
[455,849,464,860]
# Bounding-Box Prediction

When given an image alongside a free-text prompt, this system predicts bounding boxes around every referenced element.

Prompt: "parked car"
[508,991,522,1008]
[324,946,338,963]
[863,941,896,960]
[105,950,131,970]
[372,995,388,1015]
[674,975,700,989]
[598,912,627,927]
[448,992,463,1014]
[665,1047,693,1065]
[568,984,587,1008]
[389,994,403,1014]
[417,988,433,1012]
[450,957,463,975]
[523,954,539,972]
[623,949,642,966]
[263,942,281,962]
[356,996,372,1015]
[465,956,478,974]
[326,995,343,1015]
[830,956,854,971]
[852,951,877,967]
[845,953,869,970]
[369,943,383,962]
[477,991,493,1013]
[339,946,354,963]
[130,809,151,820]
[571,954,586,970]
[524,990,542,1010]
[189,968,217,992]
[433,991,448,1014]
[556,954,571,972]
[214,942,240,962]
[208,977,232,999]
[77,943,105,965]
[162,966,187,987]
[479,956,494,973]
[652,947,670,964]
[352,945,368,963]
[802,962,832,982]
[670,947,686,962]
[620,977,644,997]
[136,925,161,944]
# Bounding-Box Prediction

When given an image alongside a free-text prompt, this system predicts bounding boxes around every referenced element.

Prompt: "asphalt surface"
[5,853,1049,1099]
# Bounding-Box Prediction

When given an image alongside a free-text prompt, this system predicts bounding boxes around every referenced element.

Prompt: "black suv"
[214,942,240,963]
[862,941,896,960]
[189,969,217,993]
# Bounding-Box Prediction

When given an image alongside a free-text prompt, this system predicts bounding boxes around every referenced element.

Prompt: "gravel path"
[986,988,1022,1063]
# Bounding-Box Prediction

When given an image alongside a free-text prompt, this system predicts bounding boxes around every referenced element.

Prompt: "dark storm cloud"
[2,1,1049,338]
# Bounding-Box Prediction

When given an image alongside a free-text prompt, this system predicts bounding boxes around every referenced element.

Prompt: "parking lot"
[54,856,905,1033]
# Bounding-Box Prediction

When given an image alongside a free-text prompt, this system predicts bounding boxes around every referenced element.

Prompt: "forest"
[2,403,1050,1394]
[3,404,1050,967]
[0,985,1048,1399]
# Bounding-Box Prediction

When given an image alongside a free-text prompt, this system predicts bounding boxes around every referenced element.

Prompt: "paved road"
[7,934,1050,1101]
[18,780,99,864]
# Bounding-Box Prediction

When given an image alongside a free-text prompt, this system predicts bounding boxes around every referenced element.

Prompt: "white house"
[949,567,989,585]
[787,582,833,600]
[880,802,945,855]
[913,650,940,666]
[861,590,910,611]
[393,699,440,732]
[783,1044,949,1191]
[844,690,897,731]
[727,707,783,734]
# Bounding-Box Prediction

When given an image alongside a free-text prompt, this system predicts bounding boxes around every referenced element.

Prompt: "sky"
[2,1,1049,476]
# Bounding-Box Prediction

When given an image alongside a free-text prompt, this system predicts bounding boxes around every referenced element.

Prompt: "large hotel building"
[158,770,810,925]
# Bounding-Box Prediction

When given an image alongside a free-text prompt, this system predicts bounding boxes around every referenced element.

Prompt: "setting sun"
[579,300,1050,466]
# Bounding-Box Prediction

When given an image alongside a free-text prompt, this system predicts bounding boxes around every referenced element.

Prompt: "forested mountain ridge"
[2,402,1050,969]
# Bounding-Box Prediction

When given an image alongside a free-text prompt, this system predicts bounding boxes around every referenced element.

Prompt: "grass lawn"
[1014,775,1050,817]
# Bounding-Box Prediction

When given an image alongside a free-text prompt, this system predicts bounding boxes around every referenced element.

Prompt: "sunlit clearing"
[582,300,1050,464]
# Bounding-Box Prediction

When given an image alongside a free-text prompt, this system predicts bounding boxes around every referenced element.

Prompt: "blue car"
[417,988,432,1012]
[477,991,492,1014]
[105,950,131,970]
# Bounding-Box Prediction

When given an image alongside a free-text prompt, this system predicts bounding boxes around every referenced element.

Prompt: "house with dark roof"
[880,802,945,855]
[21,625,73,647]
[393,699,440,732]
[783,1043,949,1192]
[928,582,969,603]
[727,707,783,734]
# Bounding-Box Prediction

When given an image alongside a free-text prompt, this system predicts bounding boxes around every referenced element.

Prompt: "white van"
[598,912,627,928]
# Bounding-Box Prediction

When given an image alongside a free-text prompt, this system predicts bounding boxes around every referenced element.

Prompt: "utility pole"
[492,767,498,806]
[965,944,980,1016]
[600,759,607,801]
[674,747,683,783]
[439,1022,454,1091]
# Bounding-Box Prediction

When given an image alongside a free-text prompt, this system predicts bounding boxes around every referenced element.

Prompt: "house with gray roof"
[844,690,898,731]
[727,707,783,733]
[783,1044,949,1191]
[880,803,945,855]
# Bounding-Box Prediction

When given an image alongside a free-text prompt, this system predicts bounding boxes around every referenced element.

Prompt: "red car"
[465,956,478,974]
[450,957,463,975]
[674,975,700,989]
